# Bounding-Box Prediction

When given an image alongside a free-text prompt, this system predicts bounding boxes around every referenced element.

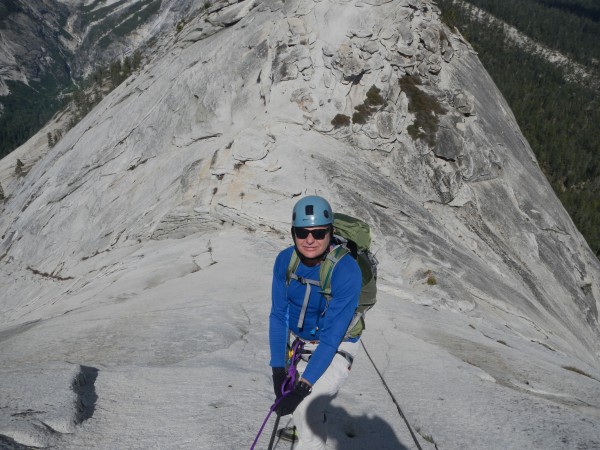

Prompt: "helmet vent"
[305,205,314,216]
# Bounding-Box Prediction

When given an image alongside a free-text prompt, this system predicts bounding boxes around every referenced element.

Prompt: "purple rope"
[250,340,305,450]
[282,339,303,394]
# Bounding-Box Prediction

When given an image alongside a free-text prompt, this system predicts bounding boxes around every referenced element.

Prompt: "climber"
[269,195,362,449]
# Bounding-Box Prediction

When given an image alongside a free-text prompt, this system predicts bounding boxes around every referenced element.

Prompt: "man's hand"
[276,381,312,416]
[272,367,287,399]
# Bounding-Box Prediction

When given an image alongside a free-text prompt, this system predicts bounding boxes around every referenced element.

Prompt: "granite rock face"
[0,2,599,445]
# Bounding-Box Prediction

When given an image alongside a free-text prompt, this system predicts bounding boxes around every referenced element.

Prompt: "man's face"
[294,226,331,260]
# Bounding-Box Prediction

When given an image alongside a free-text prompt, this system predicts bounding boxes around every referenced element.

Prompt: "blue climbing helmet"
[292,196,333,227]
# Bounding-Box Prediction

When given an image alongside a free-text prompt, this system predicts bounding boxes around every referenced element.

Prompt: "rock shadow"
[72,365,99,424]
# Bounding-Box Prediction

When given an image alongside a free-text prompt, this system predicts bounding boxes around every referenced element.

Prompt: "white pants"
[292,340,360,450]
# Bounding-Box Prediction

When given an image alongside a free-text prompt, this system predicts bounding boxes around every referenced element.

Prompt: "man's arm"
[269,248,292,368]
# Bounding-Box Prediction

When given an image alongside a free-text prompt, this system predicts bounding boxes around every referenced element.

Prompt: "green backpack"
[286,213,378,339]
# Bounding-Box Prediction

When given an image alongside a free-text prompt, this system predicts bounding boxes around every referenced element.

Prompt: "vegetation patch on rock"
[400,75,446,147]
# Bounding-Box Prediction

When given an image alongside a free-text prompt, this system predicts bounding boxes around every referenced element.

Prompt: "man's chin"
[299,249,321,258]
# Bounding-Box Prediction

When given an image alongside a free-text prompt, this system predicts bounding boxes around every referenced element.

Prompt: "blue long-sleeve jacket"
[269,245,362,385]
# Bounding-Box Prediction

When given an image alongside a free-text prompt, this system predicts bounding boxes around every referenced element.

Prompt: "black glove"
[272,367,287,399]
[277,381,312,416]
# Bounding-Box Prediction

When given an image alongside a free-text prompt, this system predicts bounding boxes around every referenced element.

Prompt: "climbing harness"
[360,339,423,450]
[250,339,305,450]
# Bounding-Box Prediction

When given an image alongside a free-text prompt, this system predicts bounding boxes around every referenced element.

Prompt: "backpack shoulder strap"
[286,250,302,285]
[319,245,350,299]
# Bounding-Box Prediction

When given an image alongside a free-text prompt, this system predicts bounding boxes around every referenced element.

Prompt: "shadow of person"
[273,394,410,449]
[324,402,410,450]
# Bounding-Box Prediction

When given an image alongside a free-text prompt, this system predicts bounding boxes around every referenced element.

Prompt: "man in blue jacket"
[269,195,362,450]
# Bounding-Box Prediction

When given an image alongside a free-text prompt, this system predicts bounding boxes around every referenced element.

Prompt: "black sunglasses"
[293,227,330,240]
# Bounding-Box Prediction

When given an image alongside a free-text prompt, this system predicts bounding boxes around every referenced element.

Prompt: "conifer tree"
[132,51,142,70]
[110,60,123,87]
[123,56,132,78]
[15,159,24,176]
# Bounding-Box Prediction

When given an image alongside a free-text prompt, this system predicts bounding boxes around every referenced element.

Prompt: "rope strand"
[361,339,423,450]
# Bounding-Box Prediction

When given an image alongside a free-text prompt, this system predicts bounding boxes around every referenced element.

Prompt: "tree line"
[0,77,65,159]
[44,51,143,150]
[449,0,600,68]
[437,0,600,256]
[1,51,143,158]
